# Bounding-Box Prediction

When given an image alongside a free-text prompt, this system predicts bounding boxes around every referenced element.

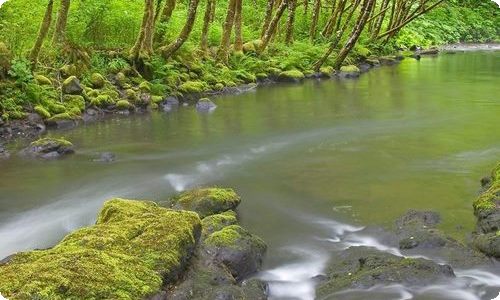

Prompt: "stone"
[196,98,217,112]
[90,73,106,89]
[171,188,241,218]
[338,65,361,78]
[34,74,52,86]
[93,152,116,163]
[62,76,83,95]
[277,70,305,83]
[20,137,75,159]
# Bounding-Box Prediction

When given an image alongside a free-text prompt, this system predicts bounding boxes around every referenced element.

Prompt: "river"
[1,51,499,299]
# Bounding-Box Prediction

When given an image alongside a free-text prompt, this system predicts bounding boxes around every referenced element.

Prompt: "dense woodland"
[0,0,498,122]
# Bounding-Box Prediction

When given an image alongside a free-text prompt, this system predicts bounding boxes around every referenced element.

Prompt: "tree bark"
[161,0,200,59]
[160,0,176,23]
[30,0,54,66]
[333,0,375,69]
[309,0,321,42]
[285,0,297,45]
[259,0,288,52]
[217,0,237,63]
[130,0,155,61]
[52,0,70,44]
[234,0,244,52]
[200,0,216,53]
[260,0,275,38]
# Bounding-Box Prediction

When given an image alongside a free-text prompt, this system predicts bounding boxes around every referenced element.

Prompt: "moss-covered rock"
[203,225,267,281]
[59,64,77,78]
[319,66,334,78]
[116,100,132,110]
[196,98,217,112]
[316,246,455,297]
[171,188,241,218]
[62,76,83,95]
[178,81,207,94]
[90,73,106,89]
[34,74,52,86]
[125,89,139,102]
[0,199,201,300]
[339,65,361,78]
[63,95,85,113]
[20,137,74,159]
[202,211,238,237]
[34,105,51,119]
[277,70,305,83]
[139,81,152,92]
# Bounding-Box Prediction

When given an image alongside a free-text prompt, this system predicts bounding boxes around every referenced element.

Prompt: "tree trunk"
[130,0,155,61]
[154,0,165,21]
[285,0,297,45]
[30,0,54,66]
[160,0,176,23]
[234,0,244,52]
[333,0,375,69]
[52,0,70,44]
[200,0,215,53]
[216,0,237,63]
[259,0,288,52]
[260,0,275,38]
[370,0,389,39]
[161,0,200,59]
[309,0,321,42]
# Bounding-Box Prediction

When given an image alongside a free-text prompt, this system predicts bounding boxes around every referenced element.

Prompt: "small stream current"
[1,51,499,299]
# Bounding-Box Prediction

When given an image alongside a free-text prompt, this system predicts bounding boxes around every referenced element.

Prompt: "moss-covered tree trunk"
[216,0,237,63]
[285,0,296,45]
[52,0,70,44]
[161,0,201,59]
[309,0,321,42]
[154,0,165,21]
[333,0,375,69]
[130,0,155,61]
[260,0,275,38]
[155,0,176,42]
[29,0,54,66]
[200,0,216,54]
[259,0,288,52]
[234,0,244,52]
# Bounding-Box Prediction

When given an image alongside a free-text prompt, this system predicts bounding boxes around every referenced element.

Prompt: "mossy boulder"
[62,76,83,95]
[178,81,207,94]
[203,225,267,281]
[63,95,85,113]
[316,246,455,297]
[202,211,238,238]
[339,65,361,78]
[473,232,500,258]
[34,75,52,86]
[21,137,74,159]
[90,73,106,89]
[379,56,399,65]
[116,100,132,110]
[125,89,139,102]
[171,187,241,218]
[0,199,202,300]
[34,105,51,119]
[277,70,305,83]
[59,64,77,78]
[319,66,335,78]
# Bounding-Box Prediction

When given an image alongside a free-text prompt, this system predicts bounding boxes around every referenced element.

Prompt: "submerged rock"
[93,152,116,163]
[21,137,75,159]
[316,246,455,297]
[0,199,202,300]
[0,144,9,159]
[196,98,217,112]
[171,187,241,218]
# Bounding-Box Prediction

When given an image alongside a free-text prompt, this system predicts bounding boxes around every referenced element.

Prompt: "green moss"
[473,169,500,216]
[204,225,266,251]
[59,65,77,78]
[201,211,238,237]
[48,113,74,122]
[63,95,85,112]
[116,100,132,110]
[47,102,66,114]
[34,105,51,119]
[125,89,138,101]
[178,81,207,94]
[115,72,127,87]
[139,81,152,92]
[172,187,241,218]
[278,70,305,81]
[34,74,52,86]
[320,66,334,77]
[340,65,360,73]
[0,199,201,300]
[31,137,73,148]
[90,73,106,89]
[151,96,164,104]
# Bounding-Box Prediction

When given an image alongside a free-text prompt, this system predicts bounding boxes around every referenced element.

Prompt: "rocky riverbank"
[0,187,267,300]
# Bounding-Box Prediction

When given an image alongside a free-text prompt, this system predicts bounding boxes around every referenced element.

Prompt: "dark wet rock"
[82,108,103,123]
[316,246,455,297]
[20,137,75,159]
[62,76,83,95]
[171,188,241,218]
[93,152,116,163]
[196,98,217,112]
[45,118,78,130]
[395,210,489,267]
[0,144,10,159]
[202,225,267,281]
[365,58,380,66]
[358,63,372,73]
[379,56,399,65]
[0,116,4,126]
[419,48,440,55]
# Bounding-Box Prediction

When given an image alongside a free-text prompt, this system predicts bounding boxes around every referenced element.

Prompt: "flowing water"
[1,51,500,299]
